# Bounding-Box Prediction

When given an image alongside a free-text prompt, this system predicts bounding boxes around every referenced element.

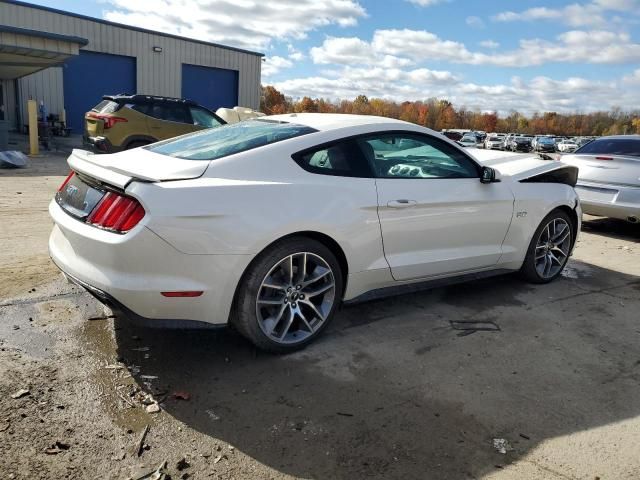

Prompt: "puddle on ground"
[561,262,594,279]
[81,318,151,432]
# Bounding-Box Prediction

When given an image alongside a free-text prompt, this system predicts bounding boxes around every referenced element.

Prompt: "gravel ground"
[0,154,639,479]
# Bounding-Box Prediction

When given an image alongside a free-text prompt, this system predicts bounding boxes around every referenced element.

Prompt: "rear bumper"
[575,182,640,221]
[49,200,253,325]
[83,135,122,154]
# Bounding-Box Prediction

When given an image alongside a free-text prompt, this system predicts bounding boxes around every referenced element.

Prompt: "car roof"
[266,113,412,132]
[592,135,640,140]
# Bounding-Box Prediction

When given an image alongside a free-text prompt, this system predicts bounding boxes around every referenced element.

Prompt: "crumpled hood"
[468,149,570,182]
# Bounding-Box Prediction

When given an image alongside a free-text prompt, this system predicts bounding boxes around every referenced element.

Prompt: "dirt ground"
[1,154,639,480]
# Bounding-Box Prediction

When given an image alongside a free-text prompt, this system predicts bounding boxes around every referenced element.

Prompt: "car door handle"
[387,199,417,208]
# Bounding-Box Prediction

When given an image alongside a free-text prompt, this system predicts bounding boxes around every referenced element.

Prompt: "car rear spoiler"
[67,149,134,189]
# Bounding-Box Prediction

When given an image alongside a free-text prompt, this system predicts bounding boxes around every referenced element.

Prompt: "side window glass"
[149,105,166,121]
[189,107,223,127]
[294,140,371,177]
[359,134,479,179]
[130,103,152,116]
[164,105,190,124]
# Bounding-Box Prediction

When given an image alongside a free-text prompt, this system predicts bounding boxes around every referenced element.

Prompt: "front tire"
[233,237,343,353]
[520,209,574,283]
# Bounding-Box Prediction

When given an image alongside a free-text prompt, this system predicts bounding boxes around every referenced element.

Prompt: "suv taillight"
[87,112,128,129]
[87,191,145,233]
[58,171,75,191]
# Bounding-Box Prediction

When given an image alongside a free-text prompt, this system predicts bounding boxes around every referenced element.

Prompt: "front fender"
[500,182,580,266]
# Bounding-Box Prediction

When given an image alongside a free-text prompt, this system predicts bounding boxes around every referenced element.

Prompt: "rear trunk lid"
[561,154,640,187]
[67,148,209,189]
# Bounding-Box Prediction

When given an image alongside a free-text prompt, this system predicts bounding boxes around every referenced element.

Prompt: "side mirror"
[480,166,500,184]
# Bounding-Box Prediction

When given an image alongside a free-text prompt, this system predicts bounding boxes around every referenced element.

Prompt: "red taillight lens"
[87,191,145,233]
[87,112,127,129]
[58,171,75,192]
[595,156,613,161]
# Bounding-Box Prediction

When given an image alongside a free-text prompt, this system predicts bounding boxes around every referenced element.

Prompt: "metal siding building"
[0,0,262,131]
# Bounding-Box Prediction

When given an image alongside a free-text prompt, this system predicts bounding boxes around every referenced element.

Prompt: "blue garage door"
[181,64,238,111]
[63,51,136,132]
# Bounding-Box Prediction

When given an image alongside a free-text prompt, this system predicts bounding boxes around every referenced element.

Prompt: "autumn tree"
[260,84,639,137]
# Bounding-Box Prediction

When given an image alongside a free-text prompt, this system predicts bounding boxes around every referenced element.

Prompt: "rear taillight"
[87,191,145,233]
[87,112,128,129]
[58,171,75,192]
[595,156,613,161]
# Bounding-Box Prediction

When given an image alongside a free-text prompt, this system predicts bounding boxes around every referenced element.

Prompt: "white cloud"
[103,0,366,51]
[492,0,640,27]
[479,40,499,49]
[371,29,470,63]
[287,44,305,62]
[310,37,374,64]
[310,28,640,68]
[274,69,638,115]
[622,68,640,84]
[405,0,447,6]
[466,16,484,28]
[262,56,293,77]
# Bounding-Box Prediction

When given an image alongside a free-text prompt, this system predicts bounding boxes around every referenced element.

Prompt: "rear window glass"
[575,138,640,157]
[147,120,317,160]
[91,100,120,114]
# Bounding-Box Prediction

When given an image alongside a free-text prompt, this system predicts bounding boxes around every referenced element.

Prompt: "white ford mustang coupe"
[50,114,581,352]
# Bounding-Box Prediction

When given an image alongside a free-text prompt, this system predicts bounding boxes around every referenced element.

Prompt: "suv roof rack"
[103,94,198,106]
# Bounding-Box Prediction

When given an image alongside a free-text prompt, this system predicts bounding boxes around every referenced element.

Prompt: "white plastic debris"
[492,438,512,454]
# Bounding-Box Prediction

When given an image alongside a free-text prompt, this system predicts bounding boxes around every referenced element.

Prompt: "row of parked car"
[441,128,639,224]
[443,130,595,154]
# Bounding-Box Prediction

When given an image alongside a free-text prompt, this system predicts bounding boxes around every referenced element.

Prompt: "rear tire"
[233,237,343,353]
[520,209,574,283]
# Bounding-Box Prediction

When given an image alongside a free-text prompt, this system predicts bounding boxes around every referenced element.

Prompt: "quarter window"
[359,133,479,179]
[293,140,371,177]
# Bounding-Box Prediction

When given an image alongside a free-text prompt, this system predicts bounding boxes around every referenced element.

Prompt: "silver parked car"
[562,135,640,223]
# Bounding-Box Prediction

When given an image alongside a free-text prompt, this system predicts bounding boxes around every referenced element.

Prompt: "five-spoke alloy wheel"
[521,209,574,283]
[256,252,336,345]
[534,217,572,279]
[234,238,342,353]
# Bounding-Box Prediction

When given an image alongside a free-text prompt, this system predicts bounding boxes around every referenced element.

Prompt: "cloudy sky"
[32,0,640,113]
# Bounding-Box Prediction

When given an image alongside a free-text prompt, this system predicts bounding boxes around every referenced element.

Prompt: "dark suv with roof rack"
[84,94,226,153]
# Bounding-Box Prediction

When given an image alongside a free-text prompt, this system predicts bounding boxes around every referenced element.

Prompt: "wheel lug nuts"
[292,303,297,308]
[300,294,305,300]
[296,285,301,290]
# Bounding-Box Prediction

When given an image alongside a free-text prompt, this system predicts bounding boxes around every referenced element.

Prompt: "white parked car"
[459,133,483,148]
[557,138,579,153]
[484,135,504,150]
[49,114,581,352]
[562,135,640,223]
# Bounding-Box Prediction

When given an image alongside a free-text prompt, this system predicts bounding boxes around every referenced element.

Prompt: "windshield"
[461,135,477,141]
[575,137,640,157]
[539,137,554,144]
[147,119,317,160]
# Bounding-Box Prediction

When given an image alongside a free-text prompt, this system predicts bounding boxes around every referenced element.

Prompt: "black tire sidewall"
[234,237,343,353]
[521,209,574,284]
